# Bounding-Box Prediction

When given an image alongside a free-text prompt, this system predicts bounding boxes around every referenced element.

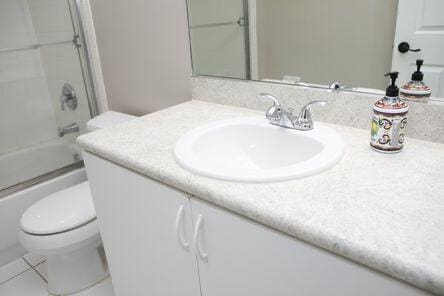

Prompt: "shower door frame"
[0,0,100,198]
[186,0,252,80]
[69,0,100,117]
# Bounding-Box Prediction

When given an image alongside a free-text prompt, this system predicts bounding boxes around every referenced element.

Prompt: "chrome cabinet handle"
[193,214,208,261]
[175,205,189,250]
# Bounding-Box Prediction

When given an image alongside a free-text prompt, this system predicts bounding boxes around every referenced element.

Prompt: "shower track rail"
[0,161,84,199]
[0,37,78,54]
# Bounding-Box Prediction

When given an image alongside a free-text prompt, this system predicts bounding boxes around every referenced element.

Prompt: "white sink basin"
[174,117,344,182]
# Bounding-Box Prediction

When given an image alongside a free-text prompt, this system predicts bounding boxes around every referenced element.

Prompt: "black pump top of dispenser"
[412,59,424,81]
[385,72,399,97]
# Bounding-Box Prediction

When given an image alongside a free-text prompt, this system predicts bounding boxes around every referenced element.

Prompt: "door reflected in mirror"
[186,0,444,100]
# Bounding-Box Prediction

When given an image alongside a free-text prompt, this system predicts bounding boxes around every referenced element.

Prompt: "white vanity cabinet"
[190,199,429,296]
[84,152,430,296]
[83,153,201,296]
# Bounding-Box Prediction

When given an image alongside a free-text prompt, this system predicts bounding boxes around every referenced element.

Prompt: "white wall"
[256,0,398,90]
[0,0,57,155]
[89,0,192,115]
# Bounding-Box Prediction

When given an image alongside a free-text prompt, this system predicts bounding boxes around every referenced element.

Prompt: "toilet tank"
[86,111,136,132]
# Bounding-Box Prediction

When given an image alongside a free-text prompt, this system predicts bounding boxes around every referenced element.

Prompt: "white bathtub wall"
[0,139,81,191]
[0,0,58,155]
[27,0,92,136]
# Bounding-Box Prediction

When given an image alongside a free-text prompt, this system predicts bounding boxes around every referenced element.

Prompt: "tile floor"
[0,254,114,296]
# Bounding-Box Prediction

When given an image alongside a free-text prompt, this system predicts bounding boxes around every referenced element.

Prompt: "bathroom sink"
[174,117,344,182]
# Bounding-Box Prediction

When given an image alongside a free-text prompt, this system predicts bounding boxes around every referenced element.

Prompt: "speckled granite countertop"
[78,100,444,295]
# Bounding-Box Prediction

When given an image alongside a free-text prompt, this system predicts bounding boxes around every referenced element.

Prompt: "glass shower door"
[187,0,250,79]
[0,0,96,194]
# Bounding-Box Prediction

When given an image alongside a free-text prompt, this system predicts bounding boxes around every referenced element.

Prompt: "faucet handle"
[298,101,327,128]
[260,93,281,119]
[60,95,67,110]
[301,100,327,111]
[260,93,281,107]
[59,84,77,111]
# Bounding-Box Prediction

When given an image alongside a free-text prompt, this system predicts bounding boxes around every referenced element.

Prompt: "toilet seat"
[21,181,96,235]
[19,219,101,255]
[19,181,101,255]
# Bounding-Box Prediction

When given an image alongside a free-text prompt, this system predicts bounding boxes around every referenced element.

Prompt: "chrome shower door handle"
[237,17,247,27]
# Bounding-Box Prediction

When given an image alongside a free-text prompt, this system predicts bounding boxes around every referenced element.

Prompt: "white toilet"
[19,111,136,295]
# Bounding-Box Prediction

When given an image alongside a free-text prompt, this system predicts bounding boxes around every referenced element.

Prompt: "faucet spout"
[58,123,79,137]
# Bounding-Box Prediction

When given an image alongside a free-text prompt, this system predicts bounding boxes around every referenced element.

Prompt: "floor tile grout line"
[0,258,32,286]
[22,257,48,283]
[0,266,32,286]
[30,262,48,283]
[22,256,33,267]
[22,256,46,268]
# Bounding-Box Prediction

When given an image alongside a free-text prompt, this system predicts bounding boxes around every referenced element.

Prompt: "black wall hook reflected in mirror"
[398,42,421,53]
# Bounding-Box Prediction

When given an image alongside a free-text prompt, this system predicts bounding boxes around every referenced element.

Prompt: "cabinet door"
[84,153,201,296]
[191,199,430,296]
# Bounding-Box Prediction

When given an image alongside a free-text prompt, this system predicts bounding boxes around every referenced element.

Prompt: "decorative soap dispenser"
[400,59,432,99]
[370,72,409,153]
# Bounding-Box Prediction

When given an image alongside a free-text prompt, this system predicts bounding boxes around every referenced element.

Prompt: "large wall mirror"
[186,0,444,100]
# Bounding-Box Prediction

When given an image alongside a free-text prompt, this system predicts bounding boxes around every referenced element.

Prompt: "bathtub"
[0,139,83,191]
[0,140,86,266]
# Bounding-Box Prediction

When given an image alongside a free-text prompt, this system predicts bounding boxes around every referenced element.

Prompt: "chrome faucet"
[58,123,79,137]
[329,81,343,90]
[260,93,326,131]
[329,81,360,92]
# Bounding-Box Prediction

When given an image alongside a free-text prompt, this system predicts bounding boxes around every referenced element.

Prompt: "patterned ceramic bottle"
[400,59,432,100]
[370,72,409,153]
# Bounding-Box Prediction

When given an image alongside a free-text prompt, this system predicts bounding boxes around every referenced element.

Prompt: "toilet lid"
[21,181,97,235]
